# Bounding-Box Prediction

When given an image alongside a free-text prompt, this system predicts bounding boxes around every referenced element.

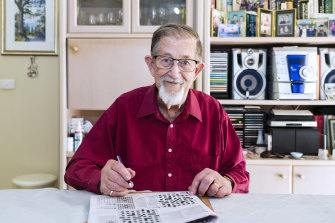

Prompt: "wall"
[0,8,59,189]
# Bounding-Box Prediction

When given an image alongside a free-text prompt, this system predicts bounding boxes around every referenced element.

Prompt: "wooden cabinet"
[247,165,292,194]
[67,38,153,110]
[293,166,335,195]
[247,158,335,195]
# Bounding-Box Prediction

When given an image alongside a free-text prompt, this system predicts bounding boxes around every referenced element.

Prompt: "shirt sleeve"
[64,103,118,194]
[219,108,250,193]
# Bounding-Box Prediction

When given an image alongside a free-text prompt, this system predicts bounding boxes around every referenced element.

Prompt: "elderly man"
[65,23,249,198]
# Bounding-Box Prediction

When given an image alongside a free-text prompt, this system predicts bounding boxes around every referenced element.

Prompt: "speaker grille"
[235,69,265,97]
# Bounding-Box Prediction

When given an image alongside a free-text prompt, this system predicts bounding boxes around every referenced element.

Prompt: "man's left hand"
[188,168,232,198]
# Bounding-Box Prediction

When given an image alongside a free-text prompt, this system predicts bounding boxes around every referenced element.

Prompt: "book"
[325,0,333,13]
[246,10,257,36]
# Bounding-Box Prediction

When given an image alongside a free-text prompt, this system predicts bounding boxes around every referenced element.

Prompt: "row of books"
[211,7,335,37]
[212,0,335,18]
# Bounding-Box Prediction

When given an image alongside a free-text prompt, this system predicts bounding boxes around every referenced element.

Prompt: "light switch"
[0,79,15,89]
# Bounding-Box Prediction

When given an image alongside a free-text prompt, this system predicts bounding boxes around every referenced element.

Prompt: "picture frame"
[218,23,240,37]
[2,0,58,55]
[257,8,274,37]
[314,18,329,37]
[329,119,335,150]
[211,8,225,37]
[296,19,316,37]
[226,10,246,37]
[275,9,296,37]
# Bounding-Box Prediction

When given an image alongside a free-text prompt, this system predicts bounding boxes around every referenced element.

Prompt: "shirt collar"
[137,84,202,122]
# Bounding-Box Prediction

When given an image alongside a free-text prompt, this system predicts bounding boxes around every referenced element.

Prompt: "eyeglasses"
[153,55,199,72]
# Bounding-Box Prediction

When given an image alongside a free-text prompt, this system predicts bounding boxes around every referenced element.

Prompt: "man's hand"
[99,159,136,197]
[188,168,232,198]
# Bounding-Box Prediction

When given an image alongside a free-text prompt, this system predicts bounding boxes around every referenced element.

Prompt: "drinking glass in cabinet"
[77,0,123,26]
[139,0,186,26]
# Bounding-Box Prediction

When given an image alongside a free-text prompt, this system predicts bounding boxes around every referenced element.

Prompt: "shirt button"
[168,148,172,152]
[170,124,173,128]
[168,173,172,177]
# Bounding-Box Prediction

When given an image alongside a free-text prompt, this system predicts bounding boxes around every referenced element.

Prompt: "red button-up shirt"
[65,85,249,194]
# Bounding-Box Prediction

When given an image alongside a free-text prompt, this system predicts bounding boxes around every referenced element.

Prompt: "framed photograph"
[296,19,315,37]
[275,9,296,37]
[218,23,240,37]
[329,119,335,150]
[258,9,274,37]
[211,8,225,37]
[2,0,58,55]
[314,18,329,37]
[226,10,246,37]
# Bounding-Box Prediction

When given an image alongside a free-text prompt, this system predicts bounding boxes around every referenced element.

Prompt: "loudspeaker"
[232,48,267,99]
[319,48,335,99]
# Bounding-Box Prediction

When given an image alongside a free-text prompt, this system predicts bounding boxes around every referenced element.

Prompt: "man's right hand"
[99,159,136,197]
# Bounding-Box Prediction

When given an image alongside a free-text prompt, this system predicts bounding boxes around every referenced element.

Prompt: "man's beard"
[158,76,186,106]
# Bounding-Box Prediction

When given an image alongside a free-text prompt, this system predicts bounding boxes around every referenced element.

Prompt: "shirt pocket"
[177,147,220,174]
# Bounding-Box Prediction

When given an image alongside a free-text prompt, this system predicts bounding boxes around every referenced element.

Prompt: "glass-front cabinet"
[68,0,131,33]
[68,0,193,34]
[132,0,193,33]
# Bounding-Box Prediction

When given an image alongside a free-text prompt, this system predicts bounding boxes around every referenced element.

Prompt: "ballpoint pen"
[117,155,133,188]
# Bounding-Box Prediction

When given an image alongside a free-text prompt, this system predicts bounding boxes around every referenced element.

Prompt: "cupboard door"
[247,165,292,194]
[68,0,131,33]
[293,166,335,195]
[67,38,153,110]
[132,0,193,33]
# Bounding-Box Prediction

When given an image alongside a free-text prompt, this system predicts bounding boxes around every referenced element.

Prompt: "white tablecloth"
[1,188,335,223]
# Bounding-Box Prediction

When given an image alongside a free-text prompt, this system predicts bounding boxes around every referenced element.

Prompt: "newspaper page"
[87,191,218,223]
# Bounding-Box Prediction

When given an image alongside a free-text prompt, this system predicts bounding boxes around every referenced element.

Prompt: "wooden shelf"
[66,33,153,39]
[217,99,335,106]
[210,37,335,46]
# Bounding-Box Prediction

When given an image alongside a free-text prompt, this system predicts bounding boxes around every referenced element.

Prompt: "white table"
[0,188,334,223]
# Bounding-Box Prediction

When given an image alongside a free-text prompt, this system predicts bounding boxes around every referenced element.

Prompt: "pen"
[116,155,133,188]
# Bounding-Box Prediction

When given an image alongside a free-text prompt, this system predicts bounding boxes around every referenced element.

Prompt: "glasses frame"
[153,55,199,72]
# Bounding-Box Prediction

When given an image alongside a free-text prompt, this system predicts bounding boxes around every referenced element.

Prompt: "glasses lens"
[178,59,196,72]
[156,56,173,69]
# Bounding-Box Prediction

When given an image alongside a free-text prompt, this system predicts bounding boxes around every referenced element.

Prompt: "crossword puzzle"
[117,197,135,209]
[157,193,195,208]
[119,209,161,223]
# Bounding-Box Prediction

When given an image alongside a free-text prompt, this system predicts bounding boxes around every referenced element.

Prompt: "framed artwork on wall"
[257,8,274,37]
[1,0,58,55]
[275,9,296,37]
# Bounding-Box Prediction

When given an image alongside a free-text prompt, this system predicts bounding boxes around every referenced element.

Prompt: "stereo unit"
[319,48,335,99]
[232,48,267,100]
[270,46,318,100]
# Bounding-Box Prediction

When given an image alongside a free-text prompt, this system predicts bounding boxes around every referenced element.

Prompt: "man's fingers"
[206,183,220,197]
[197,175,215,196]
[108,189,129,197]
[189,168,211,195]
[100,159,136,197]
[110,160,132,182]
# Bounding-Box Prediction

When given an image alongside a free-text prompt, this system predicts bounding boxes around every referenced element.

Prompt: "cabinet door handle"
[296,174,305,179]
[278,173,286,179]
[70,46,79,52]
